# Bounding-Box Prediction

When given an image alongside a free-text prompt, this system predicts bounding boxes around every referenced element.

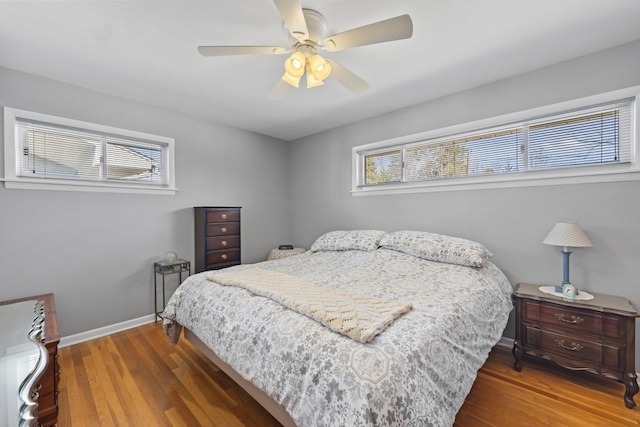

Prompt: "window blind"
[15,119,164,184]
[405,127,523,181]
[364,149,402,184]
[527,100,632,170]
[359,98,633,187]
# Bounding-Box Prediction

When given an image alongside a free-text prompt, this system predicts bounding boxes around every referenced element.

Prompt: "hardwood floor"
[58,322,640,426]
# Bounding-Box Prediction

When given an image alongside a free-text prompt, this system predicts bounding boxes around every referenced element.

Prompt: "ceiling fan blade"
[273,0,309,40]
[198,46,289,56]
[323,14,413,52]
[269,79,292,100]
[326,59,370,95]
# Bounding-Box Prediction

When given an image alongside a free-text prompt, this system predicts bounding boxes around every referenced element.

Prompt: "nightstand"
[154,259,190,321]
[267,247,306,261]
[513,282,639,408]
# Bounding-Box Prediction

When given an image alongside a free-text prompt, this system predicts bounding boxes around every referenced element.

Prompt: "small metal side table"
[154,259,190,321]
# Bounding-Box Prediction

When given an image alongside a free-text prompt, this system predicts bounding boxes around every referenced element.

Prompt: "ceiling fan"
[197,0,413,99]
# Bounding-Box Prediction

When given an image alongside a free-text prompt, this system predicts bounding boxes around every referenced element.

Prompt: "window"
[353,88,639,195]
[3,107,176,194]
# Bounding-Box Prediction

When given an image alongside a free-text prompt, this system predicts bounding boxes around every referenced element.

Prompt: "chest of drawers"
[194,206,241,273]
[513,283,638,408]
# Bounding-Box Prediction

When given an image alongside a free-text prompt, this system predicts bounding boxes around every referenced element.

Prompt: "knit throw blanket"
[207,268,412,343]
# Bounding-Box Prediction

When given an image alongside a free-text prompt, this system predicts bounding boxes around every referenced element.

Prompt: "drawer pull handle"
[221,214,227,219]
[221,254,228,260]
[554,339,584,352]
[221,227,227,233]
[554,313,584,324]
[221,240,228,246]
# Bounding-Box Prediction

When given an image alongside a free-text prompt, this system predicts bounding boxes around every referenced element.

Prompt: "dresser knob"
[554,313,584,324]
[221,227,227,233]
[221,254,228,260]
[221,214,227,219]
[221,240,228,246]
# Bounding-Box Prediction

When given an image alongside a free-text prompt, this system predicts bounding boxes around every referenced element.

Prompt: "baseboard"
[497,336,514,349]
[59,314,157,348]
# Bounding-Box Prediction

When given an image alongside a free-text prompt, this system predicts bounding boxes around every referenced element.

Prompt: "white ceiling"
[1,1,639,141]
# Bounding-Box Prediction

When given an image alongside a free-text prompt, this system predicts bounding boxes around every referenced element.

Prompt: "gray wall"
[0,67,291,336]
[288,40,640,349]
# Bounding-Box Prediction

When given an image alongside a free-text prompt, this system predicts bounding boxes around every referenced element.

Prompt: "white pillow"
[310,230,387,252]
[379,230,492,267]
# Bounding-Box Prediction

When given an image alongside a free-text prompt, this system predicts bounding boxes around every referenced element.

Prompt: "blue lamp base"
[554,249,572,292]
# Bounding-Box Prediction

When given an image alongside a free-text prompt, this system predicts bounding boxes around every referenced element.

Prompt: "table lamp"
[543,222,592,292]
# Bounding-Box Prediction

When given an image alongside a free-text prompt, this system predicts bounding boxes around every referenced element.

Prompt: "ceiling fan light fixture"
[281,72,302,88]
[282,73,300,87]
[284,52,306,76]
[308,54,331,81]
[306,71,324,89]
[198,4,414,98]
[282,51,306,87]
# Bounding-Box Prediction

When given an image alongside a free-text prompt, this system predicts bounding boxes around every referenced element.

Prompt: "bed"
[163,230,514,426]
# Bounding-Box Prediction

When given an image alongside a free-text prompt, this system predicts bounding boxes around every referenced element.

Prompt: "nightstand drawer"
[523,300,624,340]
[528,327,624,370]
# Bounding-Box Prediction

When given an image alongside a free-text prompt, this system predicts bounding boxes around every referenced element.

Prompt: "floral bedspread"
[162,248,513,427]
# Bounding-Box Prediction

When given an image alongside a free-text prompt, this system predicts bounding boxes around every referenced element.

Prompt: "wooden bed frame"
[184,328,297,427]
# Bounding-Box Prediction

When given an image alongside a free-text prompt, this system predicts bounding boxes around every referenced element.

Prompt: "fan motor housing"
[286,9,329,49]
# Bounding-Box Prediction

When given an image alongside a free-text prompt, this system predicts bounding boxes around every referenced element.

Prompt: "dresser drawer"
[206,236,240,251]
[525,326,624,372]
[523,300,624,340]
[206,248,240,266]
[206,222,240,237]
[206,209,240,223]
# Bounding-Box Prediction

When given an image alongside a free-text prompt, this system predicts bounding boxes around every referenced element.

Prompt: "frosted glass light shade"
[308,54,331,81]
[281,72,302,87]
[306,68,324,88]
[543,222,593,248]
[281,52,332,89]
[284,52,306,76]
[282,52,306,87]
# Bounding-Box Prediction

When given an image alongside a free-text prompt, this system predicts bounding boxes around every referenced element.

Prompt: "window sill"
[2,178,177,195]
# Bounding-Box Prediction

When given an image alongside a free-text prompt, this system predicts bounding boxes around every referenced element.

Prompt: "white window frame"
[352,86,640,196]
[3,107,176,195]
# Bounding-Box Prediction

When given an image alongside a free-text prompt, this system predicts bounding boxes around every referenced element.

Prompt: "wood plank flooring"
[58,322,640,426]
